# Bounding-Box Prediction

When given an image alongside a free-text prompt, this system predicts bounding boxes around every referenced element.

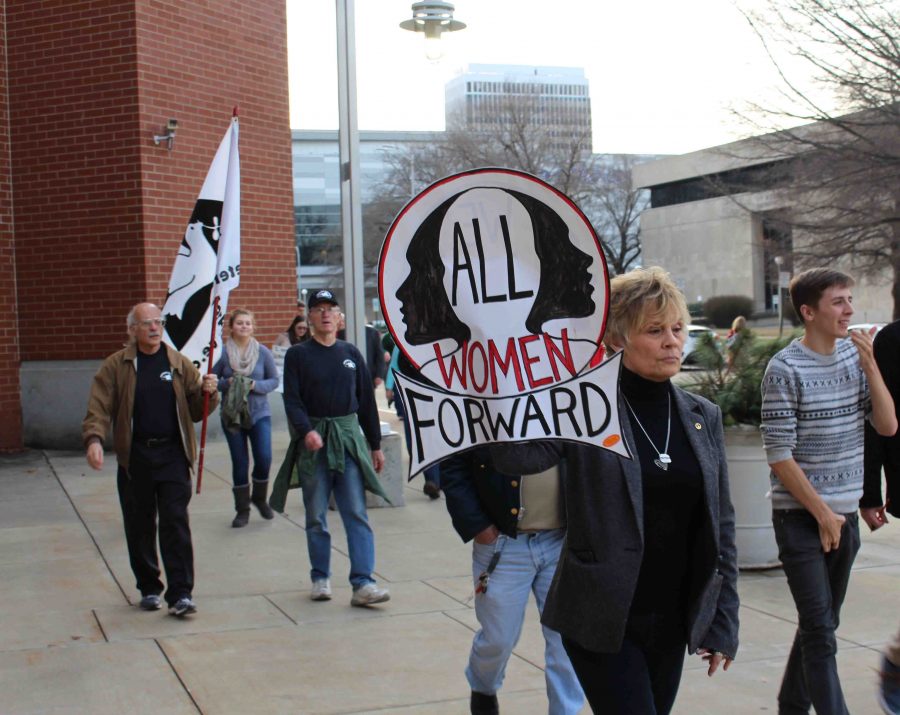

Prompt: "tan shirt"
[518,465,564,532]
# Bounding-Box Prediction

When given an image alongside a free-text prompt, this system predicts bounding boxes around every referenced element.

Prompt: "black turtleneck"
[620,366,703,640]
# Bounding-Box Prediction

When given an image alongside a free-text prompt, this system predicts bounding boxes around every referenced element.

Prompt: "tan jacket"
[82,343,219,472]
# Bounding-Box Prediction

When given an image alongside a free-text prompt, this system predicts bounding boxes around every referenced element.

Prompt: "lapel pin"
[694,422,702,430]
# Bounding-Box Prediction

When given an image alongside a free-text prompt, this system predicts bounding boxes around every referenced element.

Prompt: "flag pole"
[196,294,221,494]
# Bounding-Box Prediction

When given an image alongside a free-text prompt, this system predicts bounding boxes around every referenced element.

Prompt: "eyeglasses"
[310,306,339,315]
[137,318,166,328]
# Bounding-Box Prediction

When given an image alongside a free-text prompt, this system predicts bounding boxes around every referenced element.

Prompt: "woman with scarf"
[213,309,280,527]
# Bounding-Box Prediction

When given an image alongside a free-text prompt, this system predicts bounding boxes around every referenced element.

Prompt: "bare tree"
[369,95,645,275]
[739,0,900,317]
[582,155,646,275]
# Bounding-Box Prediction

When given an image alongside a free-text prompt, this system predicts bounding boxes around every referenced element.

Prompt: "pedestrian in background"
[273,315,310,348]
[725,314,749,369]
[213,308,279,528]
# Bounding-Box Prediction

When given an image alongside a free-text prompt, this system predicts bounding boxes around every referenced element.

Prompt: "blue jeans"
[222,417,272,488]
[773,509,860,715]
[395,394,439,486]
[468,529,584,715]
[302,449,376,589]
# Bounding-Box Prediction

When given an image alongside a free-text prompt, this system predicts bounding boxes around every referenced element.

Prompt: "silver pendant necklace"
[623,392,672,471]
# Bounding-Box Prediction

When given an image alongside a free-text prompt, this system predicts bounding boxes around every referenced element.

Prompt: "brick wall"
[0,0,24,451]
[135,0,296,347]
[7,1,146,361]
[1,0,294,448]
[8,0,294,362]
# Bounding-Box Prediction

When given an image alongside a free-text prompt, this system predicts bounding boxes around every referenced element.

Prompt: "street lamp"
[400,1,466,61]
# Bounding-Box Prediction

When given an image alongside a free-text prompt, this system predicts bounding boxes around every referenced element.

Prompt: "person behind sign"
[532,267,739,715]
[212,309,279,528]
[440,444,585,714]
[82,303,219,617]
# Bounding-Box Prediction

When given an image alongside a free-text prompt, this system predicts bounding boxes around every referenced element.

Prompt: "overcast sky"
[287,0,835,155]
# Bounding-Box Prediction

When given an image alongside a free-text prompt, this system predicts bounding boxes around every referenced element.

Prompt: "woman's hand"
[697,648,733,676]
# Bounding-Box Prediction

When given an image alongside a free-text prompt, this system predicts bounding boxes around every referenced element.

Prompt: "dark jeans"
[395,394,439,486]
[117,460,194,607]
[222,416,272,488]
[562,623,686,715]
[773,509,860,715]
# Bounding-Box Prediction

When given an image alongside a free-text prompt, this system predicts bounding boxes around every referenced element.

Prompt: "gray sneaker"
[351,583,390,607]
[139,594,161,611]
[168,597,197,617]
[310,579,332,601]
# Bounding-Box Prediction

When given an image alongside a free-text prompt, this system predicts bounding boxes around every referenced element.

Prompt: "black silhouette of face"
[395,188,596,349]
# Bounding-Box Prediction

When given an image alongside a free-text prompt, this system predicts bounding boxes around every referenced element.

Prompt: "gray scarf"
[225,338,260,376]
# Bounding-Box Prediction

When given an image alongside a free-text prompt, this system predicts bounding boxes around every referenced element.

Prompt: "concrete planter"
[724,426,781,570]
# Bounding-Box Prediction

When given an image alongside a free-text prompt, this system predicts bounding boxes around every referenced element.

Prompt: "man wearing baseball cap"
[275,289,391,606]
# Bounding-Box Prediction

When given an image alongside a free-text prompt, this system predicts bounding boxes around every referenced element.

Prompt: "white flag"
[162,116,240,371]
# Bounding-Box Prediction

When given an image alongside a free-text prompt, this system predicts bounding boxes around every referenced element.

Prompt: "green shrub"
[703,295,754,329]
[687,301,705,318]
[684,330,797,426]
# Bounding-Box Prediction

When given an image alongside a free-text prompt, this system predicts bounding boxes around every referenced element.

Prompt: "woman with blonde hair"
[725,315,749,368]
[212,309,280,527]
[528,266,739,714]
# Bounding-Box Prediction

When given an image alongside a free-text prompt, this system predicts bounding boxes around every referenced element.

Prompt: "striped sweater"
[760,338,871,514]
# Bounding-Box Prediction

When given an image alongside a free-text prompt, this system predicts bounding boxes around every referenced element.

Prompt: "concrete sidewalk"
[0,413,897,714]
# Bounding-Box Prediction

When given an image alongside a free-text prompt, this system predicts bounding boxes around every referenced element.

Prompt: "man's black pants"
[117,456,193,607]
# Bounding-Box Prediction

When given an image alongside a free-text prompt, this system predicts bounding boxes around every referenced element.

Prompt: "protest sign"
[379,168,630,475]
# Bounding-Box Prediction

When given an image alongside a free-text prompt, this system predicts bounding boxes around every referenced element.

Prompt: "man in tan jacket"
[82,303,218,616]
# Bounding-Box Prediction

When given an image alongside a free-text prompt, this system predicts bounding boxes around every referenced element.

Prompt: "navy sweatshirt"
[282,338,381,450]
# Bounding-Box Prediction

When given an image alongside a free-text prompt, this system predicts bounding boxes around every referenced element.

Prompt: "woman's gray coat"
[540,387,740,659]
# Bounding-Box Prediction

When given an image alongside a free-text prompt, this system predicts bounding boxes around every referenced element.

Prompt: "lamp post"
[335,0,366,351]
[335,1,466,353]
[400,1,466,61]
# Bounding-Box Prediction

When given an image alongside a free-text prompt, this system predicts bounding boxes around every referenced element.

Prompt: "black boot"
[251,479,274,520]
[470,691,498,715]
[232,485,251,528]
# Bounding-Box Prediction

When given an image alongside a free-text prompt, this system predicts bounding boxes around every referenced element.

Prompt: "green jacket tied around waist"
[269,414,390,512]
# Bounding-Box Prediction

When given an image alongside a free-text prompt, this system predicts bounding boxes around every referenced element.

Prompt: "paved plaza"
[0,405,897,714]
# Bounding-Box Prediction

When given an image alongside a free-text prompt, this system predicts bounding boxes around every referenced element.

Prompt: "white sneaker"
[310,579,332,601]
[351,583,390,607]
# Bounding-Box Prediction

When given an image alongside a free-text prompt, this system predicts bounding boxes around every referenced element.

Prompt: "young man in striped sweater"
[761,268,897,714]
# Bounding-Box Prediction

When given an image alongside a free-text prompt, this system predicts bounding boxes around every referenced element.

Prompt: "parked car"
[682,324,720,365]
